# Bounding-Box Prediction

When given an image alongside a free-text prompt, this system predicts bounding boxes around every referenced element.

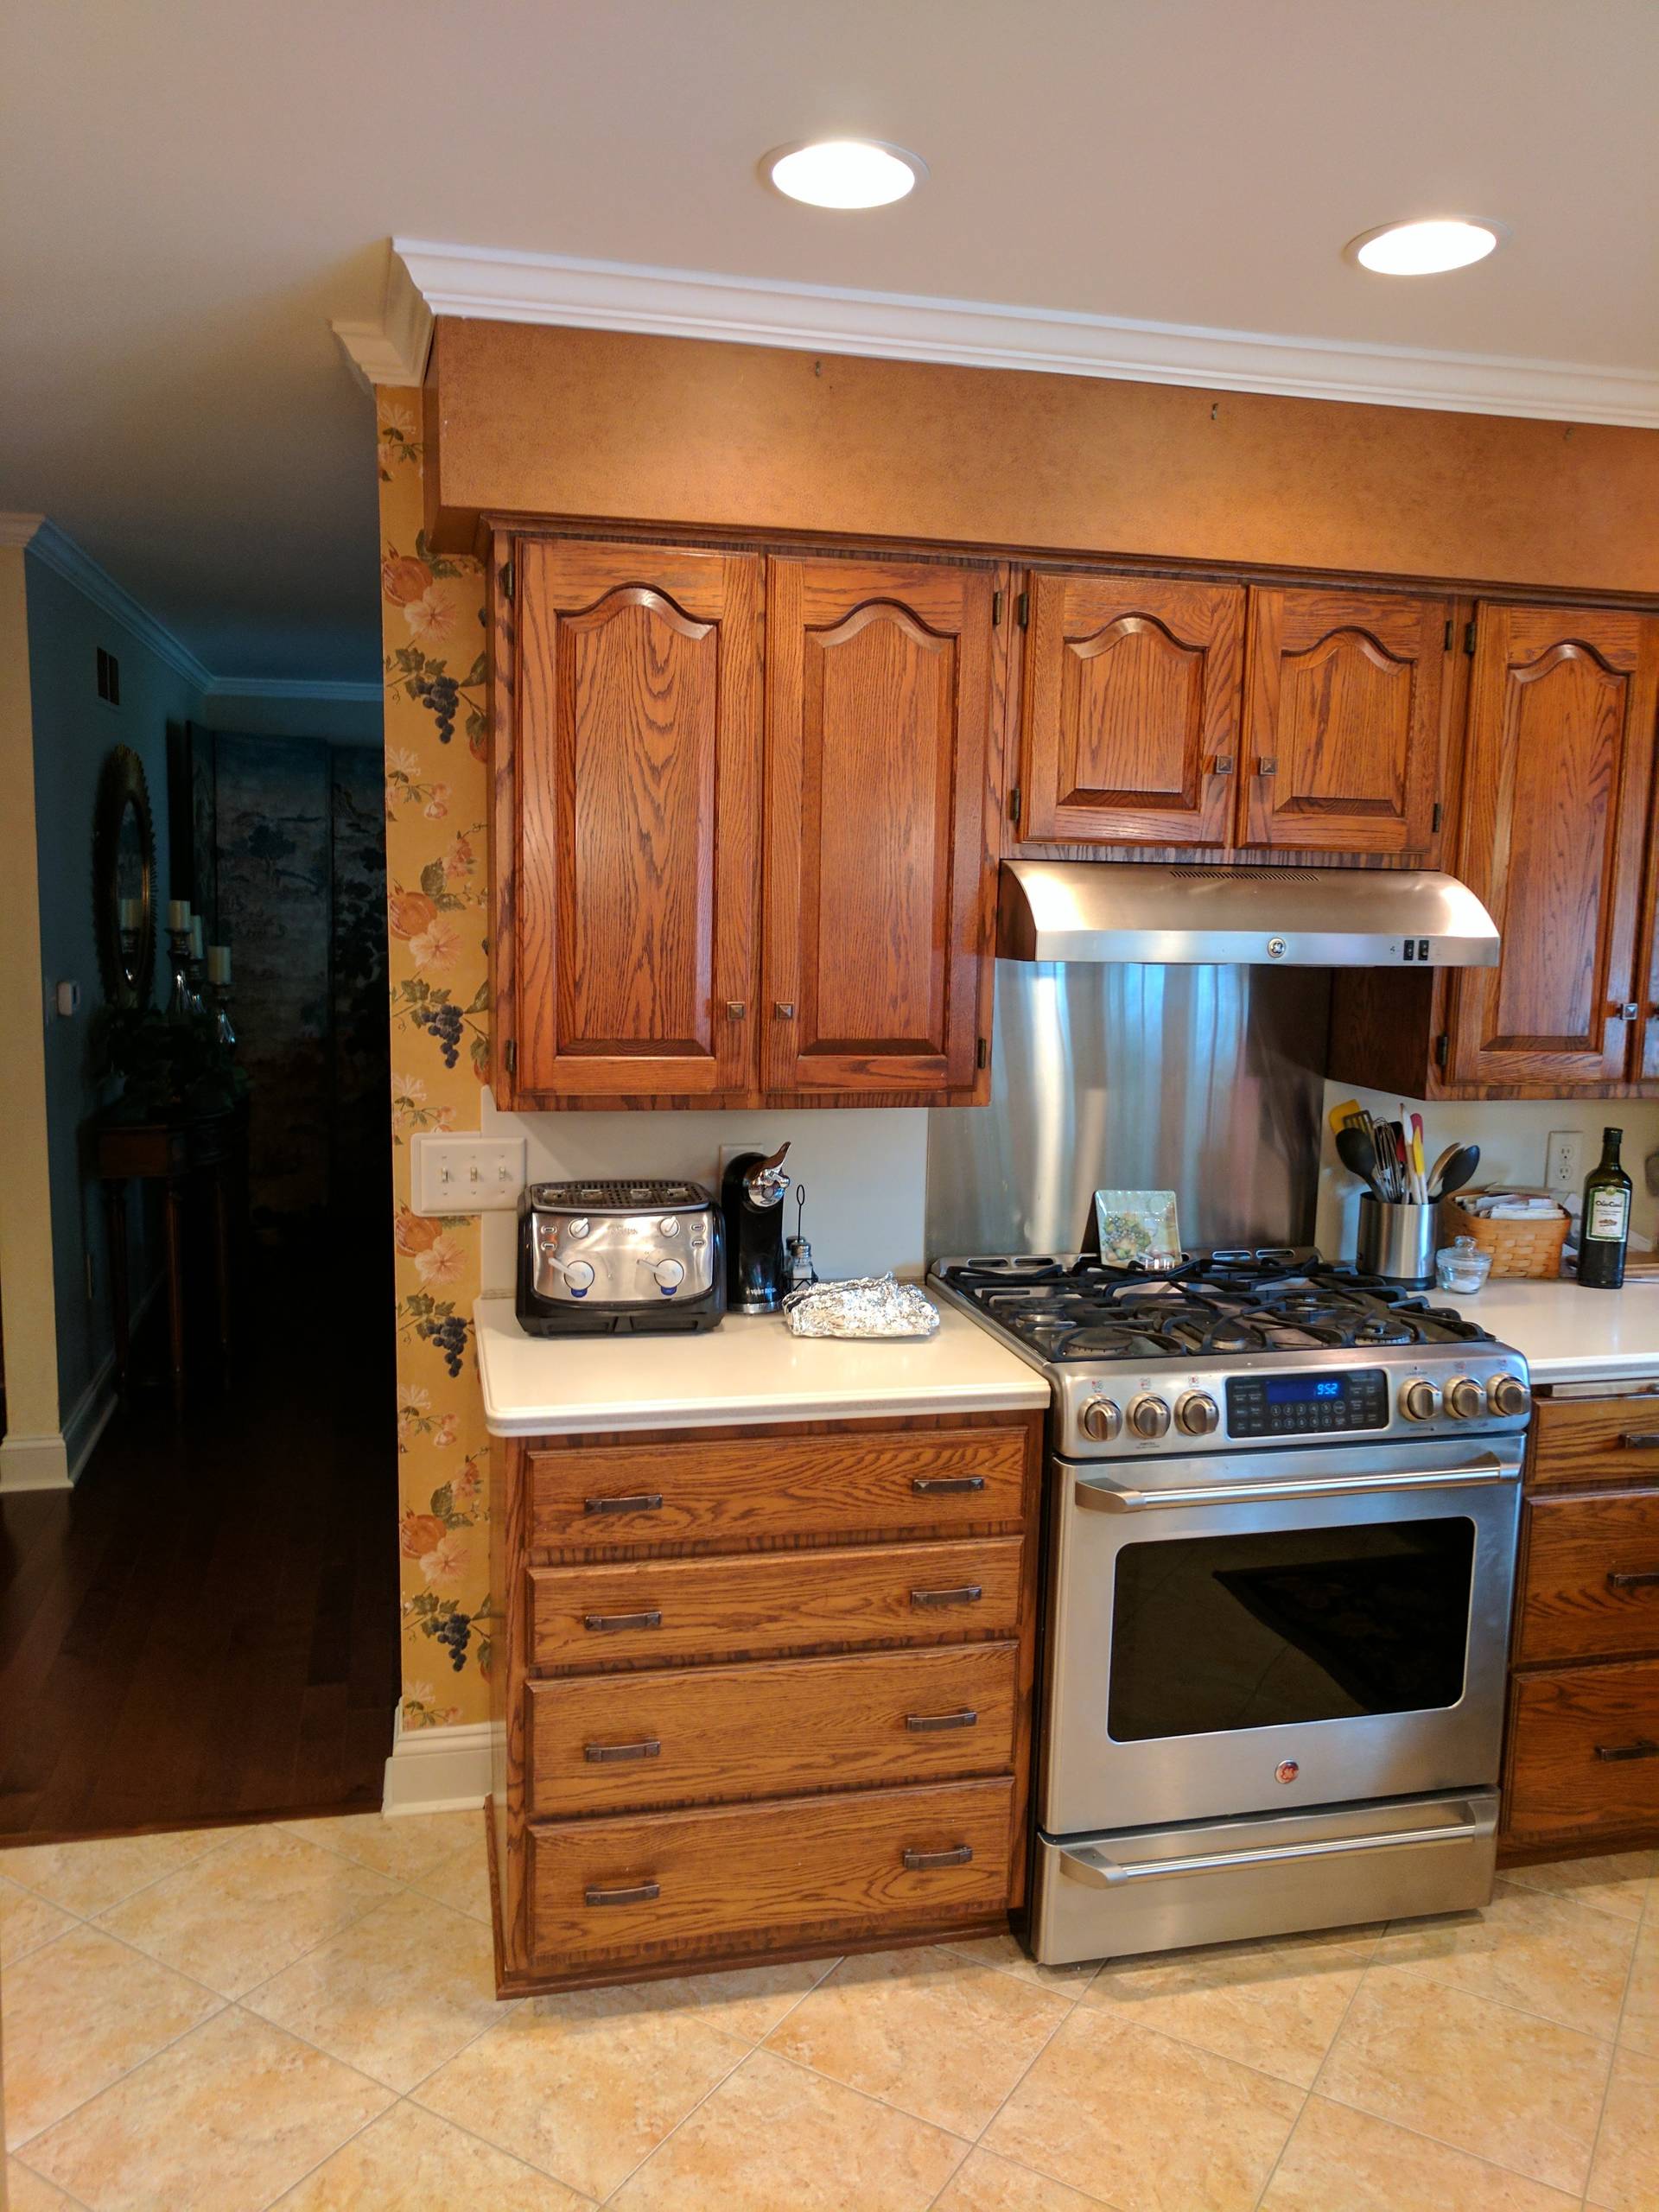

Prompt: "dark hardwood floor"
[0,1237,398,1844]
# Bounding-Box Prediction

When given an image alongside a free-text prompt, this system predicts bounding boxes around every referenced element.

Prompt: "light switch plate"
[411,1133,527,1216]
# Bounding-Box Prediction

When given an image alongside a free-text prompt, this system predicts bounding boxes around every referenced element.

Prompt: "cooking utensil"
[1327,1096,1364,1140]
[1336,1125,1382,1194]
[1433,1144,1480,1201]
[1427,1142,1460,1195]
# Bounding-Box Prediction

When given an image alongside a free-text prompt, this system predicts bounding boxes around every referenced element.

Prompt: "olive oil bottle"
[1580,1126,1632,1289]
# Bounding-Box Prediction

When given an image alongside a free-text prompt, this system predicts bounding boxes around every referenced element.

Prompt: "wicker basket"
[1439,1190,1569,1280]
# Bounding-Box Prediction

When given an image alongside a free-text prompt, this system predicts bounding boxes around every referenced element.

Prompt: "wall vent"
[96,646,121,705]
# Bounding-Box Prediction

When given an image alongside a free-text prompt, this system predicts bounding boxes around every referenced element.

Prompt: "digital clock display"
[1265,1377,1344,1405]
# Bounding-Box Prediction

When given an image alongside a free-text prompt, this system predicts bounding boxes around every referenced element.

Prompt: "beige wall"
[0,547,62,1486]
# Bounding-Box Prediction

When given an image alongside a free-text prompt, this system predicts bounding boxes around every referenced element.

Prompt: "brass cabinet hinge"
[503,1039,517,1076]
[500,558,514,603]
[992,588,1002,626]
[1015,589,1030,627]
[976,1036,988,1070]
[1464,620,1477,654]
[1008,785,1022,829]
[1432,801,1443,832]
[1434,1033,1449,1070]
[1443,620,1453,651]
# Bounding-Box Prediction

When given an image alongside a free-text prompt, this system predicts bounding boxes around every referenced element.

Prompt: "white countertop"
[474,1296,1050,1436]
[1456,1277,1659,1385]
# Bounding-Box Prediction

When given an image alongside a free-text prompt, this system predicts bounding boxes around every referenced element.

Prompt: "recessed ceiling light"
[1347,217,1506,275]
[765,139,925,209]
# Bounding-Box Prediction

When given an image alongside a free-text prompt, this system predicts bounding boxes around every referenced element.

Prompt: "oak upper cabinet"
[762,555,1000,1097]
[1241,588,1453,855]
[505,537,763,1103]
[1015,574,1245,845]
[1447,603,1659,1089]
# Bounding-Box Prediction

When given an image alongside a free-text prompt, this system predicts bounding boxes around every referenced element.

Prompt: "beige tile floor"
[1,1815,1655,2211]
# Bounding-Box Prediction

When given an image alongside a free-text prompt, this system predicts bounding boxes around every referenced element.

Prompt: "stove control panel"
[1226,1367,1389,1440]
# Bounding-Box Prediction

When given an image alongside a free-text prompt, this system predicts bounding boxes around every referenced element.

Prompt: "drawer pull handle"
[910,1585,983,1608]
[912,1475,986,1495]
[583,1739,662,1763]
[583,1610,663,1633]
[1606,1568,1659,1592]
[1594,1738,1659,1763]
[906,1708,979,1732]
[584,1880,660,1906]
[1622,1433,1659,1449]
[584,1493,664,1515]
[903,1844,974,1871]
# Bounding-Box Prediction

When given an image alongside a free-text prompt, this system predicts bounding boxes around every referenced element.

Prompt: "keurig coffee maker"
[721,1143,791,1314]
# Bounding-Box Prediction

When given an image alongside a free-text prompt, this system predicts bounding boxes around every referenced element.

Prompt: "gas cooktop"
[931,1249,1496,1362]
[928,1249,1532,1459]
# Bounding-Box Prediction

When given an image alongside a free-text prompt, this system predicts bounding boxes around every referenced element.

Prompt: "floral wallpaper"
[378,396,496,1731]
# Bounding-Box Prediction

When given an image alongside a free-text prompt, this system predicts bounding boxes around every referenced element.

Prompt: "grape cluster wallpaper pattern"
[378,394,495,1731]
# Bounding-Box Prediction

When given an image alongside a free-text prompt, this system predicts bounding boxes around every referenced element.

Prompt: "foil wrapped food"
[782,1273,941,1338]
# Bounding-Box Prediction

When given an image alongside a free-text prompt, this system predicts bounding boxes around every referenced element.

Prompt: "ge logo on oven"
[1274,1760,1300,1784]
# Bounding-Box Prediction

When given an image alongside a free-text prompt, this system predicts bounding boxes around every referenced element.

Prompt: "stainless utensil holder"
[1357,1196,1438,1287]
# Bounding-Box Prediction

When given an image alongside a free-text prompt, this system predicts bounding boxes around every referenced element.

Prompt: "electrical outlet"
[1547,1129,1583,1197]
[411,1133,526,1217]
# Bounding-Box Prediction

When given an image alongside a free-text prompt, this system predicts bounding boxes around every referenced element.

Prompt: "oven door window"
[1107,1516,1476,1742]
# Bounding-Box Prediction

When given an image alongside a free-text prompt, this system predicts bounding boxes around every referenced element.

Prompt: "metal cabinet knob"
[1623,1002,1641,1020]
[774,1001,796,1019]
[726,1000,747,1020]
[1212,754,1236,775]
[1257,757,1279,775]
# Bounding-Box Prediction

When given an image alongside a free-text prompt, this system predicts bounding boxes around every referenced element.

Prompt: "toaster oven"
[516,1179,725,1335]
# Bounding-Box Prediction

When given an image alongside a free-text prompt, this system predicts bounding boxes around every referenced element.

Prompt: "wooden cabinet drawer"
[1517,1491,1659,1664]
[1504,1658,1659,1845]
[527,1642,1019,1815]
[1530,1395,1659,1491]
[528,1537,1023,1672]
[527,1423,1030,1553]
[528,1777,1014,1970]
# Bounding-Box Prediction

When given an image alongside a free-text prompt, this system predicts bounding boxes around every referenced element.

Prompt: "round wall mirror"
[93,745,156,1007]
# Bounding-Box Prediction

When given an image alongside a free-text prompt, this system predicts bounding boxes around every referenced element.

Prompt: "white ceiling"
[3,0,1656,685]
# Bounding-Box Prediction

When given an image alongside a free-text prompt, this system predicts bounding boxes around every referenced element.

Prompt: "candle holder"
[166,926,203,1020]
[211,982,237,1051]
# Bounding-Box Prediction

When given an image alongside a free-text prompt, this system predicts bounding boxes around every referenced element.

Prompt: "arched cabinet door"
[1016,574,1245,845]
[762,555,1000,1098]
[508,538,762,1100]
[1242,588,1453,855]
[1449,604,1659,1089]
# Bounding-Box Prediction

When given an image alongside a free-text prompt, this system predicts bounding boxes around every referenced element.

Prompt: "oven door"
[1041,1435,1522,1838]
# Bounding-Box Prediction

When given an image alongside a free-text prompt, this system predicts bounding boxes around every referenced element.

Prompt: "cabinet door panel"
[1019,575,1243,844]
[764,556,996,1095]
[513,540,761,1098]
[1449,605,1659,1088]
[1243,588,1451,854]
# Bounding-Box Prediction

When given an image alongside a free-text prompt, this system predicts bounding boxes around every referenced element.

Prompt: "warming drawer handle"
[584,1493,664,1515]
[1057,1806,1481,1888]
[583,1739,661,1764]
[910,1585,983,1608]
[1074,1457,1512,1513]
[1594,1738,1659,1763]
[1621,1433,1659,1449]
[584,1880,660,1907]
[583,1610,663,1633]
[905,1708,979,1732]
[912,1475,987,1495]
[1607,1568,1659,1592]
[903,1844,974,1871]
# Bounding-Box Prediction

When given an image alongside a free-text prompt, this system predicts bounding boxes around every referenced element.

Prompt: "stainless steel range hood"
[997,861,1500,968]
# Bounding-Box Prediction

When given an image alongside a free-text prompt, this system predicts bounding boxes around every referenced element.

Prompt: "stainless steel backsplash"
[925,962,1331,1259]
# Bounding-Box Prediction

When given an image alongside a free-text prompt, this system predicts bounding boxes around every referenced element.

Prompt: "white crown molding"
[1,511,380,708]
[390,238,1659,429]
[333,251,433,391]
[206,676,383,703]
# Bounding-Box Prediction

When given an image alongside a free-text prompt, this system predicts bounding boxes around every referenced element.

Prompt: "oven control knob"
[567,1217,591,1240]
[1490,1373,1531,1419]
[1175,1390,1220,1436]
[1400,1378,1443,1422]
[1128,1394,1172,1440]
[1080,1397,1122,1443]
[1445,1376,1486,1421]
[563,1259,595,1293]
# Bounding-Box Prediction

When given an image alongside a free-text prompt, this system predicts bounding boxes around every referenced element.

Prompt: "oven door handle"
[1073,1455,1513,1513]
[1057,1803,1483,1888]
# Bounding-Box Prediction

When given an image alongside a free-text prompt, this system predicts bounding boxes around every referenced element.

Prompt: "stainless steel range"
[929,1249,1532,1965]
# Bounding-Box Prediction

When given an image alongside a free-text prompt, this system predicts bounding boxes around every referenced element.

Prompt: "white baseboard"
[382,1713,493,1815]
[0,1430,72,1491]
